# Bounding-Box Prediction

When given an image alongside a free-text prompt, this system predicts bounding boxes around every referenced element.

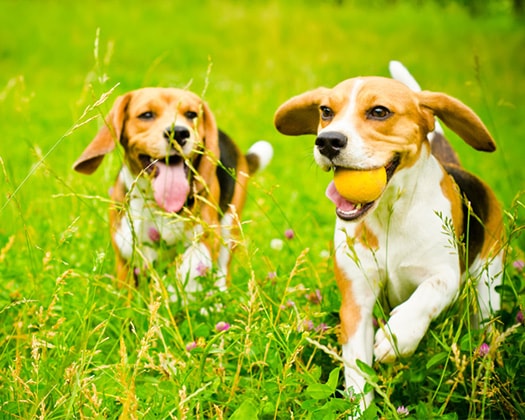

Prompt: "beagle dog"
[74,87,272,296]
[274,63,503,411]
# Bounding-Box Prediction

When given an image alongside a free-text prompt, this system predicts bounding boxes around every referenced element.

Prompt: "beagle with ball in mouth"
[74,87,272,296]
[274,63,503,411]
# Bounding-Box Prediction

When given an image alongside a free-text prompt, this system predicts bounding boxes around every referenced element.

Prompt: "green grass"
[1,0,524,418]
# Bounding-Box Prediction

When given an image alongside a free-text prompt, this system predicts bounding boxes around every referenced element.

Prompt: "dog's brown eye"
[185,111,198,120]
[367,106,392,120]
[138,111,155,120]
[320,106,334,121]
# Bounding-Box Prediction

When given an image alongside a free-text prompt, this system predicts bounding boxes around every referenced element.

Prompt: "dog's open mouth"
[326,155,400,221]
[139,154,191,213]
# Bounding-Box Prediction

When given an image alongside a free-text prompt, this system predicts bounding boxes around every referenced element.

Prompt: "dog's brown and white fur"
[274,63,503,411]
[74,87,272,295]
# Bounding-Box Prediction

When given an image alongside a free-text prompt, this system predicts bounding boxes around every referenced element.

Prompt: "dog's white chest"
[334,157,461,303]
[113,168,194,263]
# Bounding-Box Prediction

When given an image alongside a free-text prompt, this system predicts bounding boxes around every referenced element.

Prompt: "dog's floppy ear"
[195,99,220,188]
[418,91,495,152]
[274,87,330,136]
[73,93,132,174]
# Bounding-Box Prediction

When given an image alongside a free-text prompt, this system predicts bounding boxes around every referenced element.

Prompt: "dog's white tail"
[246,140,273,174]
[389,60,444,139]
[389,60,423,92]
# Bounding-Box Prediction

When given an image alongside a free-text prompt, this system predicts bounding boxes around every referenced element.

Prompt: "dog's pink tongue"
[326,181,357,212]
[152,161,190,213]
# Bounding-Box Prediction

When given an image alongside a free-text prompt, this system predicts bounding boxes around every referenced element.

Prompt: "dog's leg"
[470,252,503,323]
[335,263,377,411]
[109,178,136,295]
[177,242,213,294]
[467,190,504,324]
[114,253,130,285]
[374,269,460,363]
[215,210,238,292]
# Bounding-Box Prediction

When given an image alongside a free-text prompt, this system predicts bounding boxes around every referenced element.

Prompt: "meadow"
[1,0,524,418]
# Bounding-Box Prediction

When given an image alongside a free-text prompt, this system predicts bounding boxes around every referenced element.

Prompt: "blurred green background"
[2,0,524,268]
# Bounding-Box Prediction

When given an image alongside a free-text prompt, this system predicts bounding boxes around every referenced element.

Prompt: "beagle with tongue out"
[274,63,504,412]
[74,87,272,296]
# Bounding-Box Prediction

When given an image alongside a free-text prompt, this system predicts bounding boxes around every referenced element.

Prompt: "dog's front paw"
[178,243,212,293]
[374,327,403,363]
[373,305,430,363]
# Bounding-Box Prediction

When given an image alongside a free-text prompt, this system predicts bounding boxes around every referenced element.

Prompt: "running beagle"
[274,63,503,412]
[74,87,272,296]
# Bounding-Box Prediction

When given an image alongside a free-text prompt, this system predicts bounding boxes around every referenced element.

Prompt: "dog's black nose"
[315,132,348,159]
[164,125,190,146]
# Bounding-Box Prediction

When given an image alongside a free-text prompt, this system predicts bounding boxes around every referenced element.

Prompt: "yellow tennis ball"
[334,167,387,203]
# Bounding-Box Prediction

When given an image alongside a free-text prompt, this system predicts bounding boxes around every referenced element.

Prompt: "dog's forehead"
[128,88,201,111]
[329,77,417,109]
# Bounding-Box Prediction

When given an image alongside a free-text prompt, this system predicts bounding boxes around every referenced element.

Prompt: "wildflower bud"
[186,341,197,352]
[513,260,524,271]
[477,342,490,357]
[148,227,161,242]
[315,323,329,333]
[215,321,230,332]
[270,239,284,251]
[300,319,314,332]
[319,249,330,259]
[306,289,322,304]
[196,261,209,277]
[396,406,409,416]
